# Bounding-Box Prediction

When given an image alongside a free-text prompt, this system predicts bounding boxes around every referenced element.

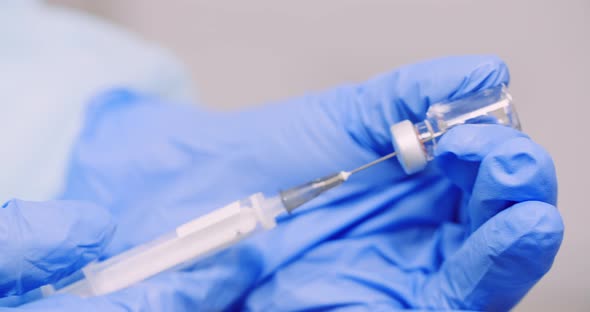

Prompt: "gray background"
[49,1,590,310]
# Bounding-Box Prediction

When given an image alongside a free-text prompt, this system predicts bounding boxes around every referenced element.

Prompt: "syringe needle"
[347,151,398,176]
[279,151,398,212]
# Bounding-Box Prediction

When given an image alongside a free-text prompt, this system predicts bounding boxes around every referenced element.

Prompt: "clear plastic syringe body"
[390,85,520,174]
[40,193,287,298]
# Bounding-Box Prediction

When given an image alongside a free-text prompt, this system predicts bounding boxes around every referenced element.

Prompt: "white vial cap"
[390,120,427,174]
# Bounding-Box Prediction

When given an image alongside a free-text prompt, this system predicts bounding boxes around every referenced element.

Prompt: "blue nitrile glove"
[20,55,562,311]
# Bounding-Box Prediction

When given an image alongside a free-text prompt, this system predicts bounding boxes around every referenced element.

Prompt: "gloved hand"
[19,55,562,311]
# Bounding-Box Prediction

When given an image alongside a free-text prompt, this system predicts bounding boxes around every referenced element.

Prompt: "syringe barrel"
[391,85,520,174]
[41,193,285,298]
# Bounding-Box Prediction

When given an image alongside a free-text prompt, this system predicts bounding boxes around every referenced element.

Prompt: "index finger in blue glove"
[353,55,509,151]
[0,200,115,297]
[291,55,509,156]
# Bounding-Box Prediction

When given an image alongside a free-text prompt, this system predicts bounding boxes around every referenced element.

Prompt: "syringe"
[39,84,520,298]
[39,157,393,298]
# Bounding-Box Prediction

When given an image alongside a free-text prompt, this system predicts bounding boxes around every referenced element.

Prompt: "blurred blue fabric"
[0,0,195,203]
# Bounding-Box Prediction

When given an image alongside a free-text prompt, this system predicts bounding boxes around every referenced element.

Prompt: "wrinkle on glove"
[0,200,114,297]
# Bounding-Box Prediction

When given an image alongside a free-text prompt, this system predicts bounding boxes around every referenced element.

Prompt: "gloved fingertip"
[470,201,563,310]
